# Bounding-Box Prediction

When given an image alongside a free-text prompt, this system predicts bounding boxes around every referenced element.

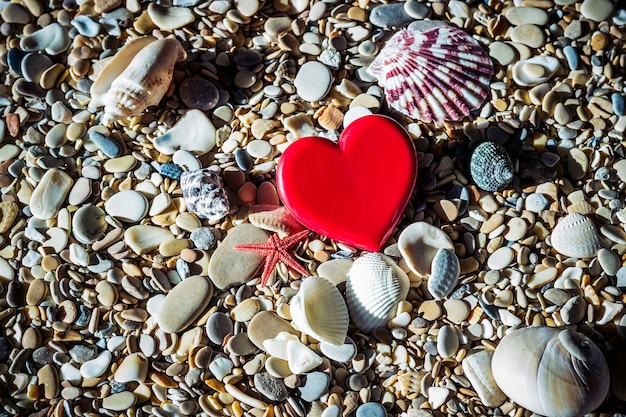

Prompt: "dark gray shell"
[470,142,514,192]
[180,168,229,222]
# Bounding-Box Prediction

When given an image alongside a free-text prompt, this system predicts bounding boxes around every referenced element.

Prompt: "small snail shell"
[491,326,609,417]
[100,38,185,126]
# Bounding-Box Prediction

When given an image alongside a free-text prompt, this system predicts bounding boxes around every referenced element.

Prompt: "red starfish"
[233,230,310,286]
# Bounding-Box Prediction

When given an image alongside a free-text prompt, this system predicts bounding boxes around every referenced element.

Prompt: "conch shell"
[91,37,185,126]
[491,326,609,417]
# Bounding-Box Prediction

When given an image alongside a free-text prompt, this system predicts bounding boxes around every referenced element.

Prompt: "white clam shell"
[345,253,410,333]
[398,221,454,276]
[98,38,185,126]
[551,213,603,258]
[492,326,609,417]
[428,248,460,299]
[290,276,349,346]
[153,109,217,156]
[512,56,560,87]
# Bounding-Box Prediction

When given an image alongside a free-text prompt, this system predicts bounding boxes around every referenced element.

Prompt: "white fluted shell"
[551,213,603,258]
[290,276,349,346]
[492,326,609,417]
[345,253,410,333]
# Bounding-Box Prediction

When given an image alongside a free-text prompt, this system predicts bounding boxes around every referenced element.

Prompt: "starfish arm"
[279,254,309,276]
[281,230,311,249]
[259,251,281,286]
[233,243,274,255]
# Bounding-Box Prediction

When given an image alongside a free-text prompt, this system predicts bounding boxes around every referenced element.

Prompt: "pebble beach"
[1,0,626,416]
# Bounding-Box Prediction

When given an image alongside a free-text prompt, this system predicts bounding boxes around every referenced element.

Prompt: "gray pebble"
[254,372,288,402]
[617,266,626,288]
[0,337,11,362]
[190,227,216,250]
[525,192,548,212]
[205,312,233,345]
[369,3,414,28]
[612,93,624,116]
[560,295,586,325]
[234,148,254,171]
[298,371,330,402]
[88,131,122,158]
[180,77,219,111]
[6,281,24,307]
[423,340,438,356]
[404,0,431,19]
[564,20,583,39]
[563,45,579,70]
[21,53,53,84]
[319,337,357,363]
[356,402,387,417]
[69,344,98,363]
[33,346,55,365]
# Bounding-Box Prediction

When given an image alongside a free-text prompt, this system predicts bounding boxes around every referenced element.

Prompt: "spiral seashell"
[428,248,459,300]
[470,142,514,192]
[367,26,493,123]
[99,38,185,126]
[492,326,610,417]
[550,213,603,258]
[180,169,230,222]
[290,276,349,346]
[345,253,410,333]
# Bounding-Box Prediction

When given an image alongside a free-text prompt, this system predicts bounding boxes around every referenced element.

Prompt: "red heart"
[276,115,418,251]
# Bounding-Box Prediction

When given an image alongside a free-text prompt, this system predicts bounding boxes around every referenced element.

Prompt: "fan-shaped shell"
[367,26,493,123]
[428,248,459,299]
[470,142,514,192]
[290,276,349,346]
[345,253,410,333]
[551,213,603,258]
[100,38,185,125]
[492,326,609,417]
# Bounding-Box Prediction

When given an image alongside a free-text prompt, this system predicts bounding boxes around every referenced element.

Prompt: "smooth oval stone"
[22,53,53,84]
[369,3,414,28]
[102,392,137,411]
[510,24,545,49]
[20,23,71,55]
[37,364,59,399]
[158,275,213,333]
[206,312,233,345]
[154,110,216,155]
[124,225,174,255]
[30,168,73,220]
[294,61,332,102]
[7,48,27,76]
[180,77,219,111]
[1,3,31,23]
[172,149,201,172]
[437,325,459,358]
[72,204,107,244]
[561,295,586,324]
[208,224,268,289]
[68,177,92,206]
[404,0,430,19]
[105,190,148,222]
[505,7,548,26]
[563,45,579,70]
[248,311,299,350]
[581,0,614,21]
[612,93,625,116]
[356,402,387,417]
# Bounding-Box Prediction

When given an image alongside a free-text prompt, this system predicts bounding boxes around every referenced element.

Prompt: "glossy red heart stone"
[276,115,418,251]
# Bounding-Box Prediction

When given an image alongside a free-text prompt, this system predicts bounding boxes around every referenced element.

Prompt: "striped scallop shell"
[367,26,493,123]
[551,213,603,258]
[290,276,349,346]
[428,248,460,300]
[470,142,514,192]
[345,253,410,333]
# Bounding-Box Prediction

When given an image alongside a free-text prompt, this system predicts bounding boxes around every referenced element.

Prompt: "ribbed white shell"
[428,248,460,299]
[290,276,349,346]
[345,253,410,333]
[551,213,602,258]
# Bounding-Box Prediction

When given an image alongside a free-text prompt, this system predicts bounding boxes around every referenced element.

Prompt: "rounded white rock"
[105,190,149,222]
